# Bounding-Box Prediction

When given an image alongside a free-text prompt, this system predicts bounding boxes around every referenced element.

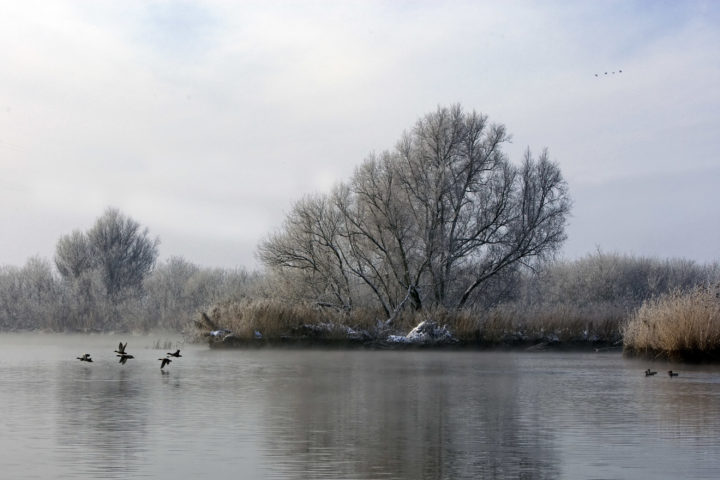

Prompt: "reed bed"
[623,287,720,358]
[450,303,623,345]
[193,299,381,341]
[190,298,623,347]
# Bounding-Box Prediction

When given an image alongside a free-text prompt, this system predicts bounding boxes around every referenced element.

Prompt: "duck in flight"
[76,353,93,362]
[114,342,128,355]
[644,369,657,376]
[159,357,172,369]
[117,353,135,365]
[668,370,679,377]
[167,349,182,358]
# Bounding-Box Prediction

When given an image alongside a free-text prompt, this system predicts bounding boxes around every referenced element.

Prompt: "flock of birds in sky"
[76,342,182,371]
[595,69,623,77]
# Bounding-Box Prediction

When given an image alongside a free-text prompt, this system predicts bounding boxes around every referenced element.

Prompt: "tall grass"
[193,299,382,341]
[444,303,622,344]
[623,286,720,358]
[191,298,623,346]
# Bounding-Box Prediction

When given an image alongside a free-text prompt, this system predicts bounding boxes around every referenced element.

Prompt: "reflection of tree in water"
[256,352,560,479]
[54,364,150,478]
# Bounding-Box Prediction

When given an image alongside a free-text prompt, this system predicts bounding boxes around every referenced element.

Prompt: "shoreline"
[622,347,720,364]
[207,335,623,353]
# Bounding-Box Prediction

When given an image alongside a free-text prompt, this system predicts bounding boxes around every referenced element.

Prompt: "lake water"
[1,334,720,479]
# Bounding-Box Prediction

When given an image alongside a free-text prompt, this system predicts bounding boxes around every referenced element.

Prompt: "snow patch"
[387,320,457,345]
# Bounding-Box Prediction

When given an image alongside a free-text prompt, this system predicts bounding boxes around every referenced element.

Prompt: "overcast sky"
[1,1,719,270]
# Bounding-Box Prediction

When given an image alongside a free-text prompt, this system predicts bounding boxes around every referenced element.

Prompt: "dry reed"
[623,287,720,357]
[194,298,382,340]
[191,297,623,346]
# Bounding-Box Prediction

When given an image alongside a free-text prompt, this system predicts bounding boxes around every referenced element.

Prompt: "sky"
[1,0,719,270]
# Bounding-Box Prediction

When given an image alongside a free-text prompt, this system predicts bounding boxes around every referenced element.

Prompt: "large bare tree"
[259,105,571,320]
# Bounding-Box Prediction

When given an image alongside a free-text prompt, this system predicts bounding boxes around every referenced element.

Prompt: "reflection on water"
[55,366,150,478]
[256,352,560,479]
[1,334,720,479]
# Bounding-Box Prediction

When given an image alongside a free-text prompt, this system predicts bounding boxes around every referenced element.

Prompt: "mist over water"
[1,334,720,479]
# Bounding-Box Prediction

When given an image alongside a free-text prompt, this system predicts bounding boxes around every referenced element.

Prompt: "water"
[1,334,720,479]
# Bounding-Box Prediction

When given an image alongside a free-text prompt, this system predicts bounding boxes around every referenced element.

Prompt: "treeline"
[491,252,719,344]
[0,208,258,332]
[0,254,258,332]
[2,243,716,340]
[206,251,718,345]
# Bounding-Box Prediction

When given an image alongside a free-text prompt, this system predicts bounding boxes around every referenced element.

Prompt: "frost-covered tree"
[55,208,159,303]
[259,105,571,320]
[55,230,92,279]
[87,208,159,300]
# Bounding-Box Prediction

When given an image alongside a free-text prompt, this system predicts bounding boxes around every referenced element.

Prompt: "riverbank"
[199,308,623,353]
[207,334,623,353]
[623,347,720,363]
[193,298,625,347]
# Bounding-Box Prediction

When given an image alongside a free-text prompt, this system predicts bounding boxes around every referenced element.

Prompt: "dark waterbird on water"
[645,369,657,376]
[668,370,679,377]
[159,357,172,369]
[167,349,182,358]
[114,342,128,355]
[117,353,135,365]
[76,353,93,362]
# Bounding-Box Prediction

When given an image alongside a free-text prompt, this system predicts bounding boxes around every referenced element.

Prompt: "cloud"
[1,1,719,268]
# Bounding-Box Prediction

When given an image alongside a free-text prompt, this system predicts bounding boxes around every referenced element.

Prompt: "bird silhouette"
[117,353,135,365]
[668,370,679,377]
[644,369,657,376]
[594,69,622,77]
[159,357,172,369]
[76,353,93,362]
[167,349,182,358]
[114,342,128,355]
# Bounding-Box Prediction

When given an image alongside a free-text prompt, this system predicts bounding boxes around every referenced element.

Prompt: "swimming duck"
[668,370,679,377]
[76,353,93,362]
[166,349,182,358]
[644,369,657,376]
[117,353,135,365]
[114,342,128,355]
[159,357,172,369]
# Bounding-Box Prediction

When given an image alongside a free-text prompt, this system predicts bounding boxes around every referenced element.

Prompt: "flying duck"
[167,349,182,358]
[117,353,135,365]
[76,353,93,362]
[644,369,657,376]
[668,370,679,377]
[114,342,128,355]
[159,357,172,369]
